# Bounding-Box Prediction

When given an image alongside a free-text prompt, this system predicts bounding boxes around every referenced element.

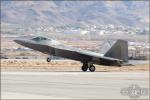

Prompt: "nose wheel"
[81,63,96,72]
[47,57,51,62]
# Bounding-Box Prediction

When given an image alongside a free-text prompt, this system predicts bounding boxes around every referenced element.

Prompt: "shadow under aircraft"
[14,36,129,72]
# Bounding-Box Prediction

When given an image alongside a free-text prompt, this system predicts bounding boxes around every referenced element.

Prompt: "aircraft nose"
[14,39,19,43]
[14,39,22,44]
[14,39,26,45]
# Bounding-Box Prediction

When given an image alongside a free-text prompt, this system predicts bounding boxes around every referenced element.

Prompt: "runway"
[1,71,149,99]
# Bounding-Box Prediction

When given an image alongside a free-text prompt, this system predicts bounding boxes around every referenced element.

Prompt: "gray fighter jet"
[14,36,128,72]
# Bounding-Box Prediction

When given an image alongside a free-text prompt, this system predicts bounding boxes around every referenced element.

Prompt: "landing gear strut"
[117,61,122,67]
[81,63,96,72]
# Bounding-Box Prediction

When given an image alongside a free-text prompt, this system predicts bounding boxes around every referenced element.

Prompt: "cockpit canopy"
[31,36,61,45]
[31,36,50,41]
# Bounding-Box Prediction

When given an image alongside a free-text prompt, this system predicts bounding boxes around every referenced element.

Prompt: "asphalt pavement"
[1,71,149,99]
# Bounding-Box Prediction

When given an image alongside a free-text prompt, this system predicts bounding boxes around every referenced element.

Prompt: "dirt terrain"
[1,59,149,72]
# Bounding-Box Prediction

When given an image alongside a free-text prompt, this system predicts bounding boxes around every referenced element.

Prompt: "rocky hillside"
[1,1,149,28]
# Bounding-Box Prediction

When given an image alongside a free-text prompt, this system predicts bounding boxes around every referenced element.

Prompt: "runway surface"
[1,71,149,99]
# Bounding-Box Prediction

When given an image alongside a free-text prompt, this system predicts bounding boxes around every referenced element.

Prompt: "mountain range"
[1,1,149,29]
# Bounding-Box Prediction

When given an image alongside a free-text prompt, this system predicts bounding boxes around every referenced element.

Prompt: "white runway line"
[1,72,80,75]
[1,71,149,77]
[2,92,69,99]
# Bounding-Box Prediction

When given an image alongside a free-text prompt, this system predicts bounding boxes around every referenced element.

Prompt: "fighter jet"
[14,36,128,72]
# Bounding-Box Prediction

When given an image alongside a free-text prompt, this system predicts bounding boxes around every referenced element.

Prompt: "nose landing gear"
[47,57,51,62]
[81,63,96,72]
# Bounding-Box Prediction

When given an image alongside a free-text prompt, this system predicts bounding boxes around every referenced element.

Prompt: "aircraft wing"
[54,44,122,65]
[55,39,126,64]
[55,39,126,66]
[52,41,124,65]
[76,49,122,61]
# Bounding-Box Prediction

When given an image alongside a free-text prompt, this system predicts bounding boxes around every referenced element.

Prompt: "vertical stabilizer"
[102,40,128,62]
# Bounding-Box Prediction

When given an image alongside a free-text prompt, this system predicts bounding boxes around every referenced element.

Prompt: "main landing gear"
[81,63,96,72]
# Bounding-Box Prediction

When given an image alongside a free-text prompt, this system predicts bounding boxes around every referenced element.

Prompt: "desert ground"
[1,59,149,72]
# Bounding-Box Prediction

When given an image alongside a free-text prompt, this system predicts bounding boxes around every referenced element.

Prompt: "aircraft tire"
[89,65,95,72]
[47,57,51,62]
[81,65,88,72]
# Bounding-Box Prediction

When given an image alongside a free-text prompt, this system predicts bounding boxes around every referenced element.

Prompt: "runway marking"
[1,71,149,77]
[1,72,79,75]
[1,92,70,99]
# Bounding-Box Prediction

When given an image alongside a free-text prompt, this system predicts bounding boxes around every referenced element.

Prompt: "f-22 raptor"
[14,36,128,72]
